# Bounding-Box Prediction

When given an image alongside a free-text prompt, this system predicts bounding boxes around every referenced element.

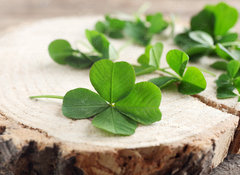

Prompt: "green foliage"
[189,31,214,46]
[149,76,178,89]
[48,30,118,69]
[175,2,240,61]
[90,59,135,103]
[134,47,207,95]
[216,60,240,100]
[95,12,169,46]
[146,13,168,34]
[134,42,164,75]
[62,88,108,119]
[115,82,162,125]
[133,42,163,75]
[92,107,137,136]
[210,61,227,71]
[31,60,162,135]
[85,30,118,59]
[95,15,125,39]
[178,67,207,95]
[166,49,189,76]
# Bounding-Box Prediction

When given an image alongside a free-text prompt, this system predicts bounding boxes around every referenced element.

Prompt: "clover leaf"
[90,59,135,103]
[146,13,168,35]
[164,50,206,95]
[178,67,207,95]
[175,2,240,61]
[149,76,178,89]
[94,12,169,46]
[62,88,108,119]
[92,107,137,135]
[85,30,118,59]
[189,31,214,46]
[133,42,163,76]
[191,2,238,39]
[115,82,162,125]
[30,59,162,135]
[216,60,240,101]
[95,15,125,39]
[133,48,207,95]
[210,61,228,71]
[166,49,189,77]
[48,30,118,69]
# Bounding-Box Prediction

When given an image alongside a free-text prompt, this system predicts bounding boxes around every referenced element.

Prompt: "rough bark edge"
[0,113,218,175]
[210,154,240,175]
[192,95,240,154]
[0,140,214,175]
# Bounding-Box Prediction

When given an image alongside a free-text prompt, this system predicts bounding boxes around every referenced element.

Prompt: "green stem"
[30,95,64,99]
[169,14,175,38]
[134,2,151,18]
[158,68,181,79]
[76,40,92,50]
[221,41,240,47]
[118,40,133,53]
[198,67,216,77]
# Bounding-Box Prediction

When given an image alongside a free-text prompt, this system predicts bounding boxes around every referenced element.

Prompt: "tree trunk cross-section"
[0,16,239,174]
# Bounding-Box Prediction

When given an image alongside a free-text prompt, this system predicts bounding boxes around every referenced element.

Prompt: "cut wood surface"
[0,16,239,175]
[192,57,240,154]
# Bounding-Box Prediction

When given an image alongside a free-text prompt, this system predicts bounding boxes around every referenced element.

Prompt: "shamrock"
[174,2,239,60]
[48,30,118,69]
[216,60,240,101]
[149,49,207,95]
[95,12,168,46]
[30,59,162,135]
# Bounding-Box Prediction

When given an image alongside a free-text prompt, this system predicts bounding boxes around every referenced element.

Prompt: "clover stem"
[221,41,240,47]
[158,68,180,79]
[29,95,64,100]
[76,40,92,50]
[134,2,151,18]
[169,14,175,38]
[198,67,216,77]
[118,40,133,53]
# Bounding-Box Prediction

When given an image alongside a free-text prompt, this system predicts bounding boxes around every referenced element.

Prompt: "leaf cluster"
[48,30,118,69]
[133,42,207,95]
[32,59,162,135]
[216,60,240,101]
[95,13,169,46]
[174,2,239,60]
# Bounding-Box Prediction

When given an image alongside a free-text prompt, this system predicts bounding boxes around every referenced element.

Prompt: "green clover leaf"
[62,88,108,119]
[227,60,240,78]
[92,107,137,136]
[115,82,162,125]
[175,2,239,61]
[215,61,240,101]
[32,60,162,135]
[178,67,207,95]
[85,29,118,59]
[48,30,118,69]
[166,49,189,77]
[134,42,163,76]
[90,59,135,103]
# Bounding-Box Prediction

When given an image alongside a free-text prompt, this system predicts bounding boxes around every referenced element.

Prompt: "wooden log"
[0,16,238,174]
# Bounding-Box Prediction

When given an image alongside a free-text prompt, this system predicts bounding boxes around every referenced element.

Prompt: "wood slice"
[188,53,240,154]
[0,16,239,175]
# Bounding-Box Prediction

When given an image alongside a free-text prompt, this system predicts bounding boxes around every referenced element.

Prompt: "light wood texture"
[192,56,240,154]
[0,16,239,174]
